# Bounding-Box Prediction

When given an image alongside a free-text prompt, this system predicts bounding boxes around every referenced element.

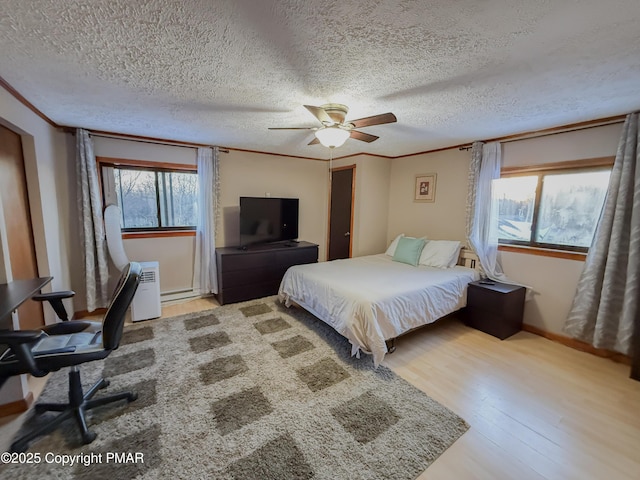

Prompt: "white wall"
[501,123,621,168]
[218,150,328,259]
[388,148,470,243]
[122,236,195,295]
[499,253,585,332]
[93,136,197,165]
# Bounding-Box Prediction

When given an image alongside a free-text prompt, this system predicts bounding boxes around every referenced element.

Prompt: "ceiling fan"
[269,104,397,148]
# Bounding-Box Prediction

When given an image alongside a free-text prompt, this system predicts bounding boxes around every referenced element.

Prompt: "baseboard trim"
[0,391,34,418]
[522,324,631,365]
[73,308,108,319]
[161,290,199,303]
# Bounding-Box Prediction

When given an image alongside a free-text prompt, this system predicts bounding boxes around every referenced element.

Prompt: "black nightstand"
[465,280,525,340]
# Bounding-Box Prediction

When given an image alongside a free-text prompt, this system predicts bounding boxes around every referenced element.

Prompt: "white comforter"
[278,254,479,365]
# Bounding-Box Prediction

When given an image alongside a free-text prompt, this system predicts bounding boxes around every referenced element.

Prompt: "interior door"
[328,165,355,260]
[0,124,44,329]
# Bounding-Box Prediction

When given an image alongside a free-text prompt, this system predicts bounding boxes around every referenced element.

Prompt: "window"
[112,166,198,231]
[495,166,611,252]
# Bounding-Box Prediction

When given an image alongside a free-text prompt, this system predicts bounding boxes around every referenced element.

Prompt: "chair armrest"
[0,330,48,377]
[32,291,75,302]
[31,291,75,321]
[41,321,92,336]
[0,330,43,344]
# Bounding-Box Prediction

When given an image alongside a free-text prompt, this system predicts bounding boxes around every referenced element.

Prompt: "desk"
[0,277,52,415]
[0,277,52,330]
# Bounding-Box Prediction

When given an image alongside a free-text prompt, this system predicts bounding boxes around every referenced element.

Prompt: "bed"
[278,246,480,365]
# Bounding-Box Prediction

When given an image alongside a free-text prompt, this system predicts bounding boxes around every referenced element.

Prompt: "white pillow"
[419,240,461,268]
[385,234,405,256]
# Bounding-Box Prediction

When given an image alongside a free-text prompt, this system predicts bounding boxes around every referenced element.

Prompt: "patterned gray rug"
[2,296,468,479]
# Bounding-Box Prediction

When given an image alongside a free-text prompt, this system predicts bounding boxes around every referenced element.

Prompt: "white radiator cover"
[131,261,161,322]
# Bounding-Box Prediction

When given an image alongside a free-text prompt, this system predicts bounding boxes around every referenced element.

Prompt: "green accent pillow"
[392,236,426,266]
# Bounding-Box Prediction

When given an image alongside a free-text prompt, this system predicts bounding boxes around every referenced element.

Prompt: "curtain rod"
[68,113,627,157]
[63,126,229,153]
[458,114,626,151]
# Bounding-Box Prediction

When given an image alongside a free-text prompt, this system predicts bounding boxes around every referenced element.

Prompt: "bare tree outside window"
[494,167,611,252]
[494,175,537,241]
[114,167,197,230]
[535,171,610,248]
[158,171,198,227]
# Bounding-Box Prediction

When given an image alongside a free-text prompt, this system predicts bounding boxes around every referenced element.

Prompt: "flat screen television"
[239,197,299,248]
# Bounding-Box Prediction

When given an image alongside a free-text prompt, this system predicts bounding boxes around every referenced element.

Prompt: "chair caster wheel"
[128,392,138,402]
[101,379,110,389]
[82,431,97,444]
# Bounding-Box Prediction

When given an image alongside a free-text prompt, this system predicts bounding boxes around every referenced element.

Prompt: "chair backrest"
[101,262,142,350]
[104,204,130,271]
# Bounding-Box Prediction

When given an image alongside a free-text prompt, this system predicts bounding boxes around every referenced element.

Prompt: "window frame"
[97,157,198,237]
[497,157,614,254]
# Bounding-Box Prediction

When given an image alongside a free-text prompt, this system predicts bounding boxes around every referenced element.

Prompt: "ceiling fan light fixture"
[315,126,350,148]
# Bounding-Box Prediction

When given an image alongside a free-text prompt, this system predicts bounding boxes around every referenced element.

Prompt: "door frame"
[0,121,45,415]
[327,164,356,259]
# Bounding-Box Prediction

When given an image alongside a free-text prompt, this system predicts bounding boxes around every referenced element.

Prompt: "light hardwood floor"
[384,318,640,480]
[2,297,639,480]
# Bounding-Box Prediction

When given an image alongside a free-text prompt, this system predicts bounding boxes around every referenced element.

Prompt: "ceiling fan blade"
[349,112,397,129]
[307,137,320,145]
[350,130,379,143]
[304,105,334,125]
[268,127,316,130]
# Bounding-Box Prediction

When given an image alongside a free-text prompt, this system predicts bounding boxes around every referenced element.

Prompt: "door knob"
[344,232,350,237]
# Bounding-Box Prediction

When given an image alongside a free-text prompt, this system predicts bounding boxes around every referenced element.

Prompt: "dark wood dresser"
[216,241,318,305]
[465,280,526,340]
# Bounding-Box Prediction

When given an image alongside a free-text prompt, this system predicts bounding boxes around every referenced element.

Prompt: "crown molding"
[0,76,627,160]
[0,75,58,127]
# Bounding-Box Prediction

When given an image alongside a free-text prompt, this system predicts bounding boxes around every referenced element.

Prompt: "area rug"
[2,296,468,479]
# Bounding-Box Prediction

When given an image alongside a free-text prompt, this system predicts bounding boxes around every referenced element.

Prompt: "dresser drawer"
[215,242,318,305]
[219,251,274,272]
[220,267,278,288]
[275,247,318,267]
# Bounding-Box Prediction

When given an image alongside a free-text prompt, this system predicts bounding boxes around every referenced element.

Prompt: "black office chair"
[30,289,102,336]
[0,262,142,452]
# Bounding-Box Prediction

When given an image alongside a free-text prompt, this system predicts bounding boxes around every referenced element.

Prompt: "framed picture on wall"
[414,173,437,202]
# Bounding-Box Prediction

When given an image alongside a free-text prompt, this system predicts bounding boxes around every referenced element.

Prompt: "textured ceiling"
[1,0,639,159]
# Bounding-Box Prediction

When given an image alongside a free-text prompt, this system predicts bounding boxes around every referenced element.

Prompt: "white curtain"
[564,112,640,357]
[76,128,109,311]
[192,146,220,295]
[466,141,511,282]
